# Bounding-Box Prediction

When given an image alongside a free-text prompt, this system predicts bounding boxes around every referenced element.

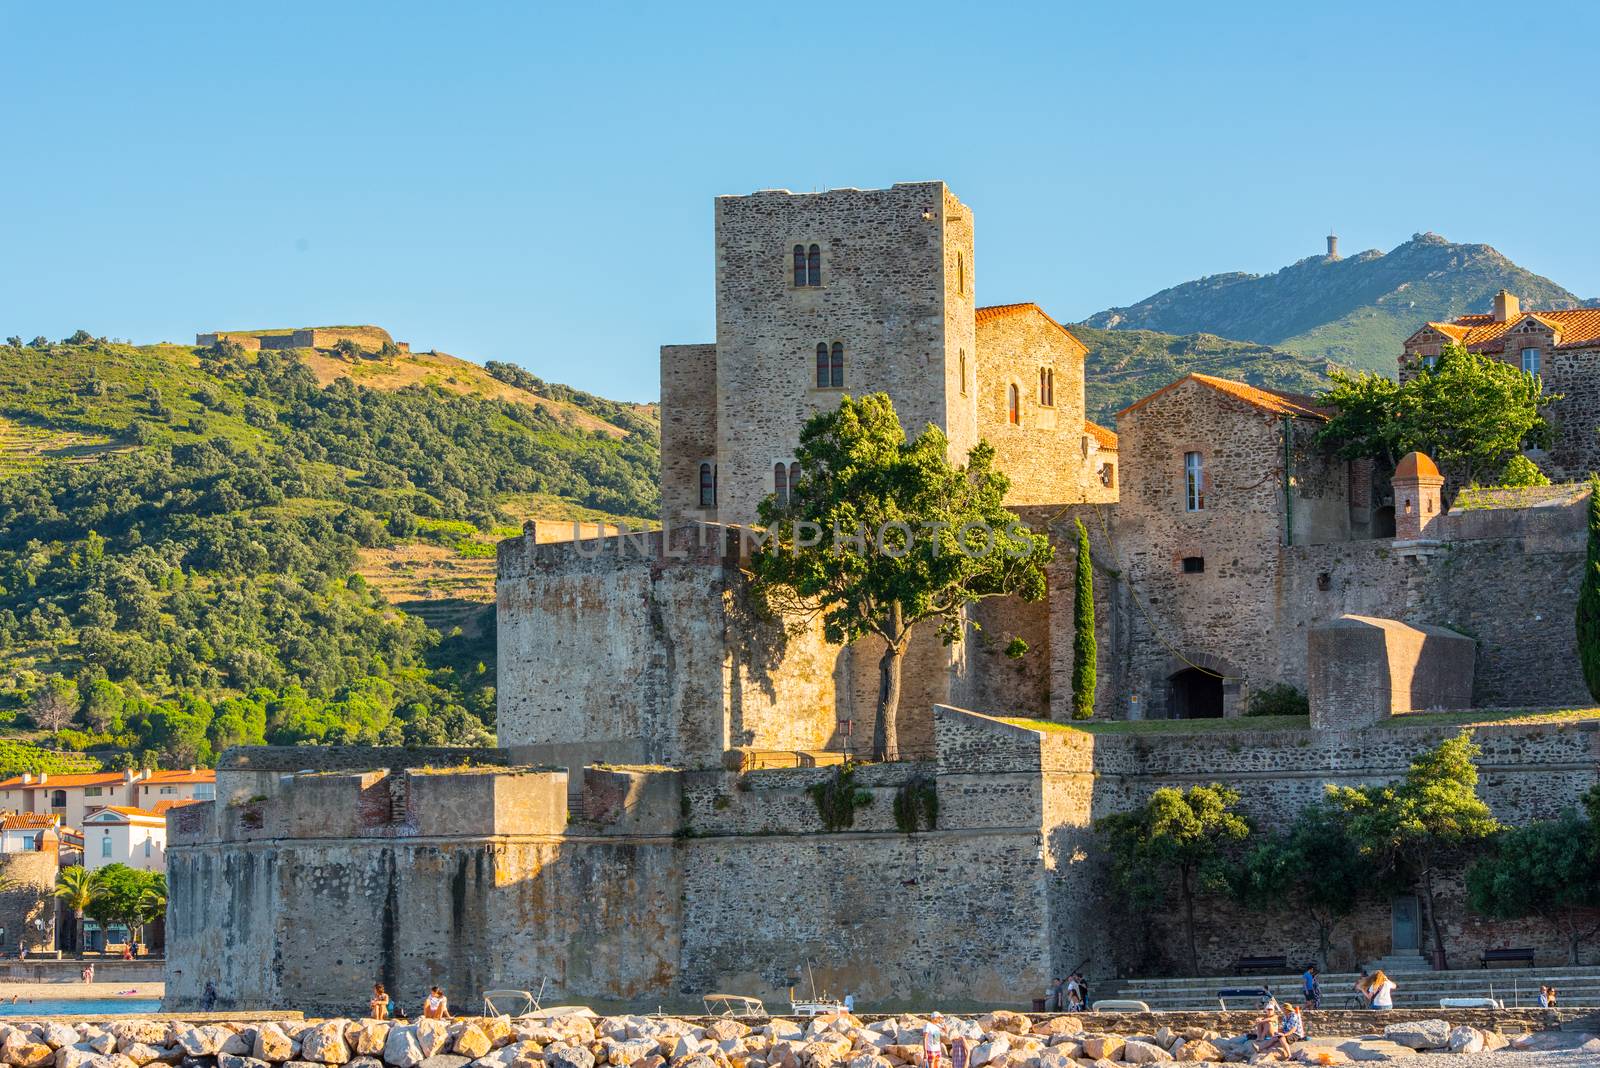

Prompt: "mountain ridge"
[1083,232,1598,373]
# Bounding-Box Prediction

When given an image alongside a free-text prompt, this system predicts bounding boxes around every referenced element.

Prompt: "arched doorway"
[1168,667,1224,719]
[1373,505,1396,539]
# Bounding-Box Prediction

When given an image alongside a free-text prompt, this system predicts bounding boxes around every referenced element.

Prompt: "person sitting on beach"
[369,982,390,1020]
[1258,1002,1304,1056]
[422,985,450,1019]
[1251,997,1280,1041]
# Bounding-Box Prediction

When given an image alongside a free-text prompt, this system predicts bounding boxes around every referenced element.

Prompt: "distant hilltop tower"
[1326,231,1340,260]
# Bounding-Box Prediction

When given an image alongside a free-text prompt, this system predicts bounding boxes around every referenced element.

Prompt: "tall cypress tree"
[1578,477,1600,701]
[1072,517,1097,720]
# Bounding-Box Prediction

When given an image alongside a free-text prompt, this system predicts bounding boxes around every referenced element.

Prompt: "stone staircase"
[1109,965,1600,1011]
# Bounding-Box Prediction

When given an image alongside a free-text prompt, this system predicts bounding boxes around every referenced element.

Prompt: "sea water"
[0,998,163,1017]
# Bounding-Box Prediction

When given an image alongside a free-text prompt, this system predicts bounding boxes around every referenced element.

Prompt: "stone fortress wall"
[166,709,1600,1013]
[197,326,409,353]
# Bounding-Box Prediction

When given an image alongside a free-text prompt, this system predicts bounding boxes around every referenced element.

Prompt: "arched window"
[807,244,821,287]
[829,342,843,387]
[789,462,800,496]
[774,462,789,506]
[698,462,716,508]
[816,343,830,387]
[50,790,66,809]
[957,252,965,295]
[959,349,967,396]
[1008,383,1020,425]
[793,245,807,287]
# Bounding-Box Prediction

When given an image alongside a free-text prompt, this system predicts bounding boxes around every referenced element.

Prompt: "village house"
[83,806,168,872]
[0,768,215,834]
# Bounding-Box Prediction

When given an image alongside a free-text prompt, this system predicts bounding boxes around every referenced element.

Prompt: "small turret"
[1393,451,1444,541]
[1326,232,1340,260]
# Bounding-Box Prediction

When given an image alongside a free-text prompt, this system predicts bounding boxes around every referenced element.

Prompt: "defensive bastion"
[165,709,1600,1014]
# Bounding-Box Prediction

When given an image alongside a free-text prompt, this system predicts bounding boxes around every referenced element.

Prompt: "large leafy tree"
[1466,813,1600,964]
[1328,733,1499,969]
[1097,783,1251,976]
[1228,800,1374,969]
[1071,518,1096,720]
[1578,478,1600,702]
[1319,341,1559,488]
[84,864,164,937]
[750,394,1052,761]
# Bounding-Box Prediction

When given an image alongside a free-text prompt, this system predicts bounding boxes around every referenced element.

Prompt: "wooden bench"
[1232,955,1289,974]
[1480,946,1535,968]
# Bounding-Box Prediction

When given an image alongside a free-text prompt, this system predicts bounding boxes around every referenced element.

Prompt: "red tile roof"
[91,806,166,824]
[975,303,1088,356]
[0,813,59,830]
[1410,308,1600,353]
[1118,373,1329,420]
[1083,419,1119,450]
[0,772,127,790]
[150,799,201,815]
[141,769,215,785]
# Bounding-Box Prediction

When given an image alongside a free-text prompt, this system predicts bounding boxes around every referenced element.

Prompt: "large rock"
[454,1029,493,1062]
[84,1038,117,1059]
[417,1056,471,1068]
[385,1029,427,1068]
[301,1023,351,1066]
[10,1041,59,1068]
[1173,1041,1221,1063]
[43,1027,81,1052]
[217,1057,270,1068]
[120,1045,167,1067]
[1379,1021,1448,1051]
[544,1048,595,1068]
[1078,1038,1122,1062]
[1028,1021,1080,1041]
[968,1039,1009,1068]
[1480,1031,1509,1053]
[253,1027,295,1064]
[702,1023,749,1045]
[415,1022,450,1062]
[348,1024,389,1059]
[57,1051,100,1068]
[110,1027,170,1055]
[1119,1040,1172,1065]
[977,1016,1028,1039]
[1445,1027,1482,1055]
[220,1034,253,1058]
[178,1028,232,1058]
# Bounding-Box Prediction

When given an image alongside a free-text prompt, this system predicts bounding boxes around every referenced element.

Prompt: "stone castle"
[167,182,1600,1014]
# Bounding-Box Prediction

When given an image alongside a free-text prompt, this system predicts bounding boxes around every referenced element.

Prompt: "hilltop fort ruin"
[166,183,1599,1013]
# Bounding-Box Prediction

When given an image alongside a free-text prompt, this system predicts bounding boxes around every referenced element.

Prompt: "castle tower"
[1326,232,1339,259]
[701,183,977,526]
[1392,451,1444,540]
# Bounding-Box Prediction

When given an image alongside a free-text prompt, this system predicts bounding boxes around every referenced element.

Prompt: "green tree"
[1578,478,1600,703]
[1097,783,1251,976]
[1466,814,1600,964]
[332,338,362,360]
[84,864,161,936]
[30,678,79,738]
[1328,733,1499,969]
[1497,454,1550,488]
[1071,517,1096,719]
[750,394,1052,761]
[53,865,100,955]
[135,874,167,947]
[1319,342,1559,488]
[1228,801,1372,969]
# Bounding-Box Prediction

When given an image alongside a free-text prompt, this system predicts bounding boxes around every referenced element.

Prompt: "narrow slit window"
[1184,451,1204,511]
[699,462,716,508]
[816,343,830,388]
[793,245,806,287]
[1008,383,1020,425]
[807,244,821,287]
[959,349,967,396]
[789,462,800,497]
[774,462,789,506]
[829,342,843,387]
[957,252,965,295]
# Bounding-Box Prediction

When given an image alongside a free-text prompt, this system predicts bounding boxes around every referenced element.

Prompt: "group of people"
[367,983,452,1021]
[1539,985,1559,1008]
[1045,972,1088,1012]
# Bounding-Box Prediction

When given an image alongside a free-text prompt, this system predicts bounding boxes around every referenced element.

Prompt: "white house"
[0,768,214,832]
[83,807,167,872]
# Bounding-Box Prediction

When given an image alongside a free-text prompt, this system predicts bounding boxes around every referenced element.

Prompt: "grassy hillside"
[1077,325,1339,423]
[1084,232,1595,374]
[0,334,659,768]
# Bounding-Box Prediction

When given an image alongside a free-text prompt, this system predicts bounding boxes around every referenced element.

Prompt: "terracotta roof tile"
[141,769,215,785]
[1082,419,1118,450]
[150,799,200,815]
[975,303,1088,355]
[90,806,165,823]
[0,772,127,790]
[0,813,59,830]
[1415,308,1600,353]
[1118,373,1329,420]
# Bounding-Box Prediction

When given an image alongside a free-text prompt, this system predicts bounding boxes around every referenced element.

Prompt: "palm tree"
[135,876,166,950]
[53,866,100,956]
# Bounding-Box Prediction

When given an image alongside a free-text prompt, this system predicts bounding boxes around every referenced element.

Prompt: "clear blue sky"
[4,1,1597,401]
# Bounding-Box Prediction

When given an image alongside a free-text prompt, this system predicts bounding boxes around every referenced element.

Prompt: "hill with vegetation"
[0,332,659,769]
[1077,326,1339,422]
[1083,232,1597,374]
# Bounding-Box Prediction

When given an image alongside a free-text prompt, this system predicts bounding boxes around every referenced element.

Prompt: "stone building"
[169,181,1600,1012]
[1401,291,1600,478]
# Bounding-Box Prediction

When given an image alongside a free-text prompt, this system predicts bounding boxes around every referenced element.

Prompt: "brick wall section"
[660,343,719,530]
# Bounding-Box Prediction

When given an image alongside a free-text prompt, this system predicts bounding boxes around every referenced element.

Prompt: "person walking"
[201,979,218,1012]
[1367,970,1396,1010]
[922,1012,944,1068]
[1301,963,1321,1010]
